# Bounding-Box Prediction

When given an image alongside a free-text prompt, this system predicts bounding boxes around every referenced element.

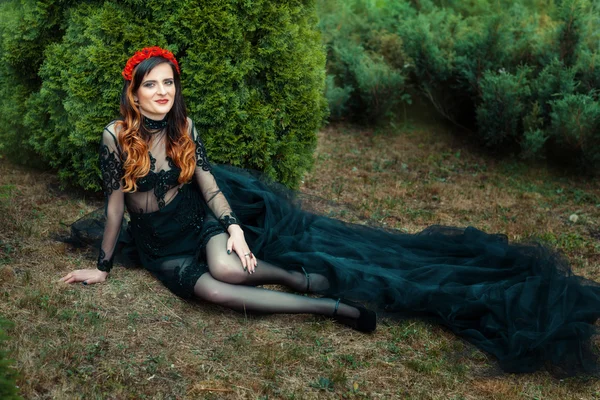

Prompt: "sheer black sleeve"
[190,121,240,230]
[97,125,125,272]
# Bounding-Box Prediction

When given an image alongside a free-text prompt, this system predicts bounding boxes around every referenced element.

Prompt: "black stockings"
[192,233,359,318]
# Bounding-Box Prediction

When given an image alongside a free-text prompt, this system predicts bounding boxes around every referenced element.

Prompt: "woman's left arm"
[190,121,257,273]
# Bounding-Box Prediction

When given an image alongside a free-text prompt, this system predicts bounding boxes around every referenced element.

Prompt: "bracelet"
[97,249,113,273]
[219,213,240,230]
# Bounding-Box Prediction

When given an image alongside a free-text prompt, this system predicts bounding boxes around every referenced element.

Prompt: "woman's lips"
[155,99,169,104]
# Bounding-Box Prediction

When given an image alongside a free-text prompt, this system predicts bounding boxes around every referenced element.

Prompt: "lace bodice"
[97,118,239,272]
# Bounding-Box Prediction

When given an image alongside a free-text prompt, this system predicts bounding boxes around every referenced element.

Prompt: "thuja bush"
[398,2,566,129]
[0,0,74,166]
[399,8,476,125]
[317,0,414,122]
[476,67,533,147]
[474,0,600,167]
[318,0,600,169]
[548,94,600,167]
[1,0,327,189]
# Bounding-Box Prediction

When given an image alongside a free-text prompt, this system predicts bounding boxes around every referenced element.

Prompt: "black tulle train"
[70,166,600,377]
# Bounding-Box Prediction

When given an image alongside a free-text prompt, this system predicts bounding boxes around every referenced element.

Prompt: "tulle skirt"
[70,165,600,376]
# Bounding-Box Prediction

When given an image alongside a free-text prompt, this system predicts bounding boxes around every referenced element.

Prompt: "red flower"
[122,46,180,81]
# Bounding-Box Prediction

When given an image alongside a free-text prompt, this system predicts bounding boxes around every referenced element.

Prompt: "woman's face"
[134,62,175,120]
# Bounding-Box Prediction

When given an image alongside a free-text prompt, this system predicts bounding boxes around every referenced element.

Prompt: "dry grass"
[1,117,600,399]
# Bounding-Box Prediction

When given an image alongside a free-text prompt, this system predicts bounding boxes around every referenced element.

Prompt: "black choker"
[143,116,168,130]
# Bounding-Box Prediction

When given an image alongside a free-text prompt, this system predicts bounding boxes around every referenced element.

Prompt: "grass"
[0,115,599,399]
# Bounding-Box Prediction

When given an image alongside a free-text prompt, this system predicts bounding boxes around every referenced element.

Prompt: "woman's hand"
[60,269,108,285]
[226,225,257,273]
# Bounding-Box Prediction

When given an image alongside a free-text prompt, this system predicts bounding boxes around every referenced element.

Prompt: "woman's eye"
[165,80,174,85]
[144,83,155,88]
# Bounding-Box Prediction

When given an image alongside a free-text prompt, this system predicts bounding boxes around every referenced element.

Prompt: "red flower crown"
[122,46,180,81]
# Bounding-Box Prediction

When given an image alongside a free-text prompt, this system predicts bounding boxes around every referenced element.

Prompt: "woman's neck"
[142,115,168,130]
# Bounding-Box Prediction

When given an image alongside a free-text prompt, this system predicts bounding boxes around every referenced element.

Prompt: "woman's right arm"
[61,126,124,285]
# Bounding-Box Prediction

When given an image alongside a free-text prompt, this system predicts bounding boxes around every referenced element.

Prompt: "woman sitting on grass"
[60,46,374,332]
[61,47,600,376]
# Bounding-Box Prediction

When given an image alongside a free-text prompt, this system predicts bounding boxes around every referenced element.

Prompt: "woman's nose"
[157,83,167,95]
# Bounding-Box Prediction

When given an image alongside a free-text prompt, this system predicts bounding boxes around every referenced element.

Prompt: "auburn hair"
[116,56,196,192]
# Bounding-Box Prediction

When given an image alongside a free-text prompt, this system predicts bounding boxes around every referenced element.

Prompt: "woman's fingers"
[60,272,77,283]
[231,244,248,271]
[236,247,255,273]
[245,252,253,273]
[227,237,246,270]
[59,269,106,285]
[238,250,248,270]
[243,249,256,274]
[246,249,256,273]
[247,252,256,273]
[226,236,233,255]
[60,271,76,282]
[227,234,257,274]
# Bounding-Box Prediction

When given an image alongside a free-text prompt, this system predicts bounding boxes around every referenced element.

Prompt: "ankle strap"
[333,298,341,316]
[301,266,310,292]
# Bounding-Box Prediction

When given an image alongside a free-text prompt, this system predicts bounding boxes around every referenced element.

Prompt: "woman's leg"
[205,233,329,292]
[193,272,358,318]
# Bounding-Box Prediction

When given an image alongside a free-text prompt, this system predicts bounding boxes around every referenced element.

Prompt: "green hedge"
[318,0,600,170]
[0,0,71,167]
[318,0,414,122]
[0,0,328,189]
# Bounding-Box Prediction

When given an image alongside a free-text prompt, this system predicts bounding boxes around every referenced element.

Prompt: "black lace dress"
[83,117,600,376]
[97,117,238,298]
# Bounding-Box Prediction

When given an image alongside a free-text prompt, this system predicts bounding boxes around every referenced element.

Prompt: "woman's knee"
[194,275,228,303]
[198,285,224,304]
[207,255,246,284]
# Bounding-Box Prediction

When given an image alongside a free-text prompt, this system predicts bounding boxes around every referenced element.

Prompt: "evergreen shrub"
[325,75,353,120]
[399,8,474,124]
[0,0,327,189]
[318,0,600,170]
[548,94,600,167]
[317,0,414,122]
[0,0,72,166]
[476,67,532,147]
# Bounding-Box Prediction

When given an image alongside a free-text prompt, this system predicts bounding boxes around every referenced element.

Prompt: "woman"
[60,46,375,332]
[62,47,600,376]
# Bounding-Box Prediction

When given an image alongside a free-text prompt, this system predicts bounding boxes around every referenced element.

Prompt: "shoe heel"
[328,297,377,333]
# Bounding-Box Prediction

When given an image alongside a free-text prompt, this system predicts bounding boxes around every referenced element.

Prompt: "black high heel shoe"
[331,298,377,333]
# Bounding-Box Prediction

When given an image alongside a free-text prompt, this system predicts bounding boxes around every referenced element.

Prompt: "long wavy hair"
[116,56,196,192]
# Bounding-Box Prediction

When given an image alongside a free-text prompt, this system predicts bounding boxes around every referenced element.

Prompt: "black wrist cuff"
[219,212,240,230]
[97,249,113,273]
